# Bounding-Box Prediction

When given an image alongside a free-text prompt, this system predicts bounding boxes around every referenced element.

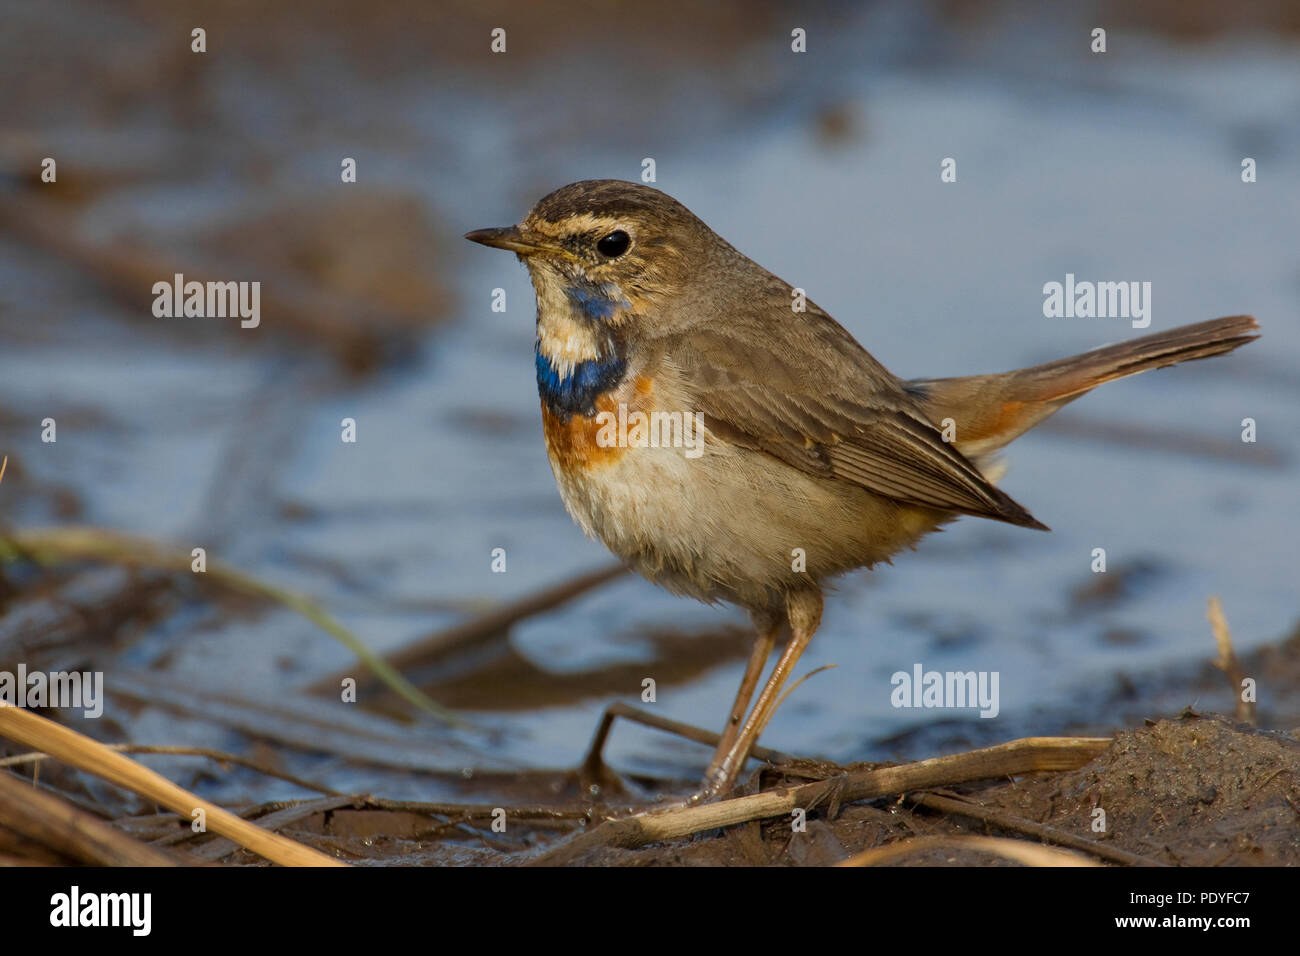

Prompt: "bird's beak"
[464,225,556,257]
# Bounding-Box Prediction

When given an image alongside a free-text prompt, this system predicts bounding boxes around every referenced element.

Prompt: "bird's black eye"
[596,230,631,258]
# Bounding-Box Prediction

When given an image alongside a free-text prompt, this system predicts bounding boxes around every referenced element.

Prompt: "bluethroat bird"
[467,180,1259,801]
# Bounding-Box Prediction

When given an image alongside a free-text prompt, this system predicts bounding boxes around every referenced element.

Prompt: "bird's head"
[466,180,711,328]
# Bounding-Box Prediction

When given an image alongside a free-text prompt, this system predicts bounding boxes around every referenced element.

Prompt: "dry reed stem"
[906,791,1164,866]
[0,706,345,867]
[838,834,1101,867]
[531,735,1110,865]
[0,771,178,866]
[1207,596,1256,725]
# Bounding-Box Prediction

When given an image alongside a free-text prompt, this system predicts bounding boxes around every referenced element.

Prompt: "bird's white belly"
[541,390,943,609]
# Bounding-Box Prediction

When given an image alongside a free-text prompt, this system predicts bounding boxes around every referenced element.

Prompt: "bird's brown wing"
[663,323,1047,529]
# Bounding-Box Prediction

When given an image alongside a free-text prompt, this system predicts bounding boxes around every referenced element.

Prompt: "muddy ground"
[6,615,1295,866]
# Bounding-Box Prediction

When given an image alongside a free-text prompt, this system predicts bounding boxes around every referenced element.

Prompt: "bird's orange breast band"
[541,375,656,472]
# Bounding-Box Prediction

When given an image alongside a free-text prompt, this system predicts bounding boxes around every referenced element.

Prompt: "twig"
[0,771,178,866]
[183,795,357,861]
[1207,596,1256,725]
[0,744,341,796]
[157,796,593,855]
[530,735,1110,865]
[906,791,1164,867]
[774,664,837,711]
[837,835,1100,867]
[359,797,592,821]
[580,701,788,782]
[0,706,345,867]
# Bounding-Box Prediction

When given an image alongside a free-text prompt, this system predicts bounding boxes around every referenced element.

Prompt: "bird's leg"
[694,589,823,802]
[702,609,782,785]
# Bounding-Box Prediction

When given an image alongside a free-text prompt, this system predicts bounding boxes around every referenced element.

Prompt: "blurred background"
[1,0,1297,805]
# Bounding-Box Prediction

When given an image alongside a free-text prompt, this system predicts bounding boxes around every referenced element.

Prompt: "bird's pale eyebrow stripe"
[528,213,627,237]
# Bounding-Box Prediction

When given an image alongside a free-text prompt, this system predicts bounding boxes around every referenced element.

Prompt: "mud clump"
[1047,717,1300,865]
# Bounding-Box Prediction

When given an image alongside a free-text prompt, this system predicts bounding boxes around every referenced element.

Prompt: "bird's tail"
[907,315,1259,459]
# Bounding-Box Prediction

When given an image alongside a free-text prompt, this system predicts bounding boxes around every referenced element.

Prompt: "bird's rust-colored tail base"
[908,315,1259,459]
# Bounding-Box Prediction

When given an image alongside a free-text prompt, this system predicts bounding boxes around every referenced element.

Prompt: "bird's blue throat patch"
[564,279,630,322]
[535,346,628,420]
